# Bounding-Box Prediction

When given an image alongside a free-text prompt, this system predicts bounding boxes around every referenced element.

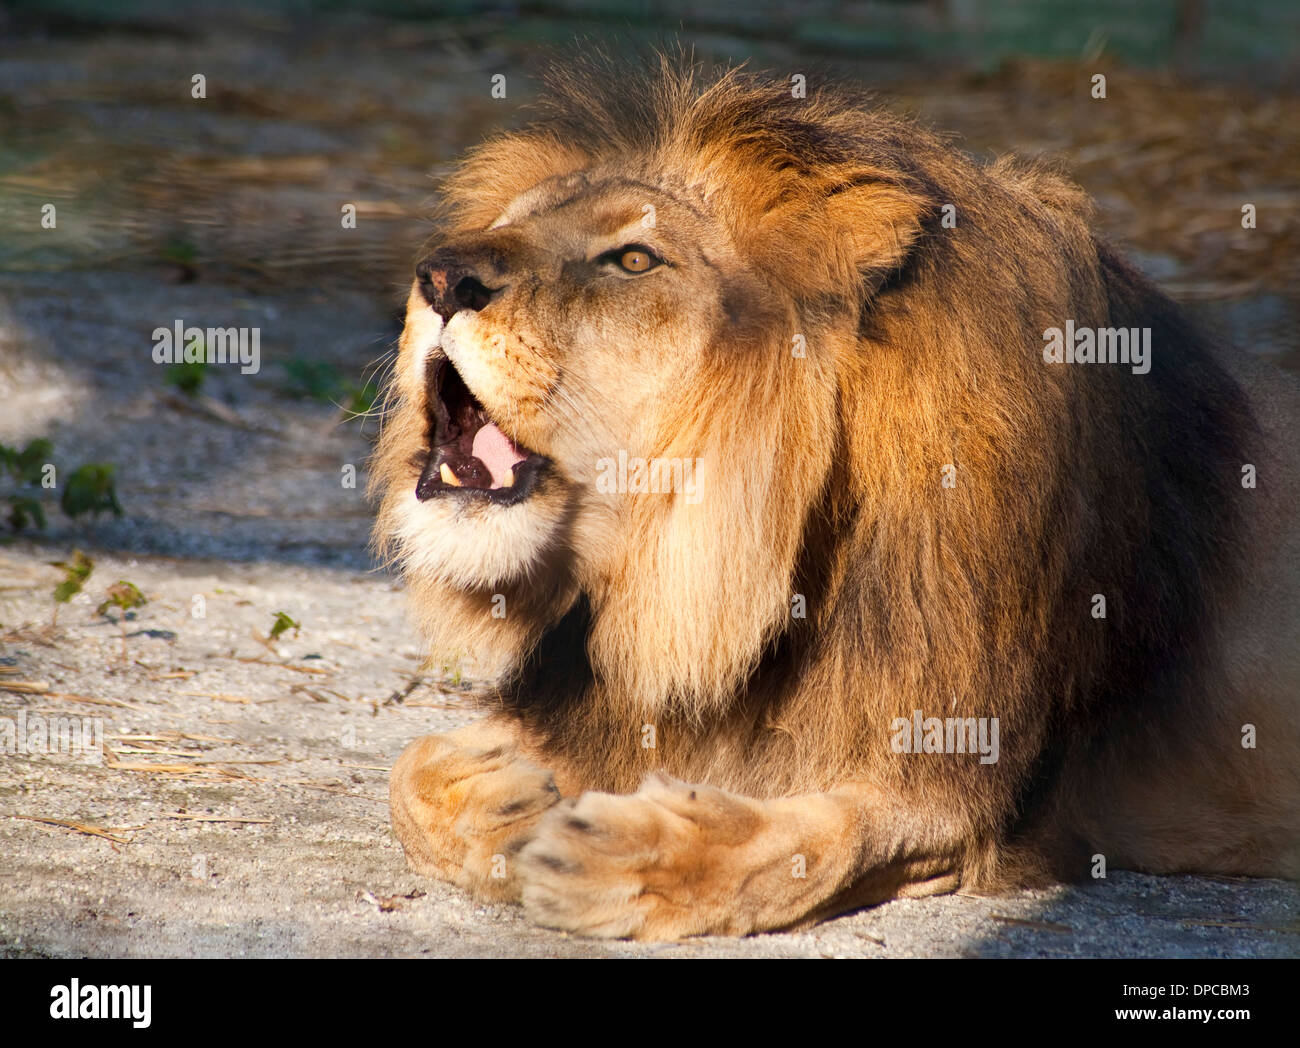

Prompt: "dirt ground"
[1,533,1297,959]
[1,4,1298,958]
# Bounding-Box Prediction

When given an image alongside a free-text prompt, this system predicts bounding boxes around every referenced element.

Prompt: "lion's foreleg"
[389,717,564,901]
[517,773,964,940]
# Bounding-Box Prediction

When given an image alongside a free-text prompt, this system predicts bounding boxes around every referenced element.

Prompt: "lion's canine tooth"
[500,467,515,488]
[439,462,461,487]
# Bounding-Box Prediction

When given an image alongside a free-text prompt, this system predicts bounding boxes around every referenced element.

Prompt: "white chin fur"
[392,486,564,590]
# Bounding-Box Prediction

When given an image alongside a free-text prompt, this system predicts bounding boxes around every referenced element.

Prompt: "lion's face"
[382,169,775,591]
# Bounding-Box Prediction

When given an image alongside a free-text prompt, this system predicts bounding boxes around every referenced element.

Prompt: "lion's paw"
[390,734,561,901]
[518,772,762,940]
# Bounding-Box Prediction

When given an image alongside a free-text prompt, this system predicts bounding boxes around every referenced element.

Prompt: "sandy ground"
[1,6,1298,959]
[1,544,1297,958]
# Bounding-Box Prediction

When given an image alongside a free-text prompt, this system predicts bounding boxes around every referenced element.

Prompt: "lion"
[371,56,1300,940]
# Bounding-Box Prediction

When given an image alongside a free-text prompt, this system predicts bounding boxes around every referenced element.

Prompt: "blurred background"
[0,0,1298,564]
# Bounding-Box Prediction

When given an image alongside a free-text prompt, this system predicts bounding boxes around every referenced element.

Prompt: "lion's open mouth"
[415,357,546,505]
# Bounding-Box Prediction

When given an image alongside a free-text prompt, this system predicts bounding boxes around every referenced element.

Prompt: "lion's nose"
[415,254,502,322]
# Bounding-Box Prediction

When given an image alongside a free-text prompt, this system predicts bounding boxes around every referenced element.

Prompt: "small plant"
[160,236,199,281]
[97,579,146,618]
[6,494,44,531]
[2,441,125,531]
[282,359,343,402]
[165,358,210,397]
[437,659,464,689]
[344,378,380,417]
[160,237,197,267]
[61,463,123,521]
[1,438,52,482]
[1,438,53,532]
[97,579,147,662]
[283,359,378,417]
[268,611,301,642]
[49,550,94,628]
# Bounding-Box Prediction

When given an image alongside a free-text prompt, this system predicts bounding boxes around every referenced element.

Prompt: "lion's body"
[1061,342,1300,880]
[374,59,1300,938]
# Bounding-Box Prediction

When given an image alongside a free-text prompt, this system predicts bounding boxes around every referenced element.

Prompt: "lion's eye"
[608,245,663,274]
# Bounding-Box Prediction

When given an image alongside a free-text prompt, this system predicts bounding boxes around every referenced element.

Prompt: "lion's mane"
[374,57,1257,886]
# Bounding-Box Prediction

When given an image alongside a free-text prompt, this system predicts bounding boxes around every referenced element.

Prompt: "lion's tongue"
[472,422,527,487]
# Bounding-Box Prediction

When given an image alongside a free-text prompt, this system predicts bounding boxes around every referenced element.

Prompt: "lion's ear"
[826,179,928,281]
[736,173,929,300]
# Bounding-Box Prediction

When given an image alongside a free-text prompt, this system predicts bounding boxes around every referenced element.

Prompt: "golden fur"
[374,57,1300,939]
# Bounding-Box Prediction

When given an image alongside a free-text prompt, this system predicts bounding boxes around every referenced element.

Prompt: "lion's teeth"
[439,463,461,487]
[500,467,515,488]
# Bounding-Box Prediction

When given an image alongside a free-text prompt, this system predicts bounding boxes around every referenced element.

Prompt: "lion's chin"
[391,484,567,591]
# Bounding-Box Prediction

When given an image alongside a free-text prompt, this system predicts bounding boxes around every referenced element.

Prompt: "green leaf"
[7,495,46,531]
[345,379,379,417]
[165,359,209,397]
[97,579,147,617]
[268,611,301,641]
[14,438,53,484]
[282,358,344,403]
[160,237,197,266]
[61,463,123,520]
[51,549,94,604]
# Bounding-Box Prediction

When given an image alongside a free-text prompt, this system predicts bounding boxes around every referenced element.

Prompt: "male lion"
[372,58,1300,940]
